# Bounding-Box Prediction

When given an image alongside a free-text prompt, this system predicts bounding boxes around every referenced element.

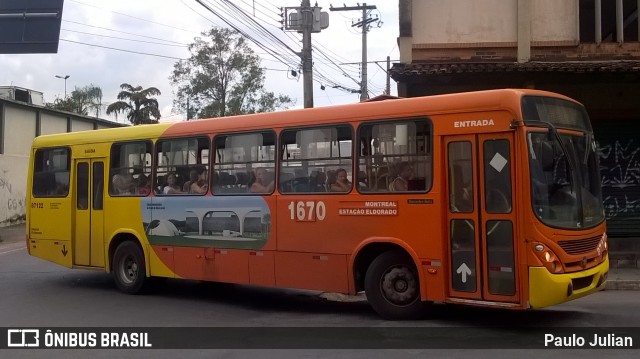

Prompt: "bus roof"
[32,89,577,148]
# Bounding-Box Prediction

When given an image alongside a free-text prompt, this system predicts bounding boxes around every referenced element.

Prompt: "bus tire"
[364,250,424,320]
[112,241,147,294]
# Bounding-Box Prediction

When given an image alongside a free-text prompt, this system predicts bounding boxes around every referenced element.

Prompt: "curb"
[605,280,640,291]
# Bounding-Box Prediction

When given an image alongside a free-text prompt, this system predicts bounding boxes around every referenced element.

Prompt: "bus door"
[444,133,519,305]
[73,158,105,267]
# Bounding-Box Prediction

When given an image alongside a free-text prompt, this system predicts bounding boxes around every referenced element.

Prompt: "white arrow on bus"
[456,263,472,283]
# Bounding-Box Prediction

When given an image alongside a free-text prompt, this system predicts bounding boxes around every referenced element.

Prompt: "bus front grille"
[558,236,601,255]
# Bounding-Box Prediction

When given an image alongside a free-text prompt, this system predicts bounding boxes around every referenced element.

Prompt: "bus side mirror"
[540,141,555,171]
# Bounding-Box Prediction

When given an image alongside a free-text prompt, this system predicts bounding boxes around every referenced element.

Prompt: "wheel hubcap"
[120,255,138,284]
[381,266,418,306]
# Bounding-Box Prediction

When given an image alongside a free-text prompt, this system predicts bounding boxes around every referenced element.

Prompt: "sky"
[0,0,399,124]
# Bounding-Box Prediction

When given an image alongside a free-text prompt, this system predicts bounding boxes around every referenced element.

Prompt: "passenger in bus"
[309,171,327,192]
[136,174,151,195]
[112,174,133,195]
[330,168,351,192]
[250,167,274,193]
[188,166,208,194]
[389,162,413,192]
[326,170,336,191]
[163,173,184,194]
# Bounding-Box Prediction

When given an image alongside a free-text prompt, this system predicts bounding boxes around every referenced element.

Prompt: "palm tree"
[106,84,162,125]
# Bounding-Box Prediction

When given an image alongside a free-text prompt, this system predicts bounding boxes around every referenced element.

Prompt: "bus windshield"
[527,130,604,229]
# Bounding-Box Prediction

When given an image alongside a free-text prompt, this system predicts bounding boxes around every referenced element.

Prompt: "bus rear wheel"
[112,241,147,294]
[364,251,424,320]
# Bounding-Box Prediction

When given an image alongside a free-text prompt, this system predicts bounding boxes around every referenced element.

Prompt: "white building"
[0,86,125,226]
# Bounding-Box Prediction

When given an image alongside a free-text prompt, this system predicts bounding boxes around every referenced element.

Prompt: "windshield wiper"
[526,120,576,191]
[583,133,593,165]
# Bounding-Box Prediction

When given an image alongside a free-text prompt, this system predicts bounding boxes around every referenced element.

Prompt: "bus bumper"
[529,257,609,309]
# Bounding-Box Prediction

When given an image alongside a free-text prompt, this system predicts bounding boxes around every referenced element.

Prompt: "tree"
[106,84,161,125]
[47,84,103,116]
[170,27,292,119]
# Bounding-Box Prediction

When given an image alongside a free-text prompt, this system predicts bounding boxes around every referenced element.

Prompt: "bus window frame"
[355,117,433,195]
[154,135,211,196]
[212,129,277,196]
[32,146,71,198]
[109,140,154,197]
[278,123,354,195]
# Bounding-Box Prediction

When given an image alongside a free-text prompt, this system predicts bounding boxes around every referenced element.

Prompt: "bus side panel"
[28,198,73,267]
[149,245,175,278]
[28,199,72,242]
[249,250,276,286]
[274,251,349,293]
[203,248,250,284]
[29,239,72,268]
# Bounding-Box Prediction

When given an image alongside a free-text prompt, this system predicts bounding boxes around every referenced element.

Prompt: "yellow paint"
[529,257,609,308]
[29,239,73,268]
[148,248,176,278]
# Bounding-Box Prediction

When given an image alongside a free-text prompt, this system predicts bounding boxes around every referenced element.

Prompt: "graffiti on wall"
[598,140,640,219]
[0,170,26,224]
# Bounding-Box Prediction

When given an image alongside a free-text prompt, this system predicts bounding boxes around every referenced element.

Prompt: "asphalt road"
[1,242,639,358]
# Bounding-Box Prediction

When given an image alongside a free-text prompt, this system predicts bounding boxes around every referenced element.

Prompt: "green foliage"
[170,27,292,119]
[46,84,103,116]
[106,83,162,125]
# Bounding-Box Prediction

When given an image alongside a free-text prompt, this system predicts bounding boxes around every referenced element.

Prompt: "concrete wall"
[71,119,94,132]
[0,100,123,226]
[411,0,577,45]
[531,1,577,42]
[41,113,68,135]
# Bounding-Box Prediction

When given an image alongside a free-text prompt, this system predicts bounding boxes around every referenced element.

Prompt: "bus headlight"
[532,243,564,274]
[598,233,608,260]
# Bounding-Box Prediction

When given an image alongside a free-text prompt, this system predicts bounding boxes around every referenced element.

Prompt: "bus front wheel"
[112,241,147,294]
[364,251,424,320]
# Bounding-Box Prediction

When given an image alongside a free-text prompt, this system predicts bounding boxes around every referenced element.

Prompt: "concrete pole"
[616,0,624,44]
[595,0,602,44]
[517,0,531,63]
[302,0,314,108]
[385,56,391,95]
[360,4,368,101]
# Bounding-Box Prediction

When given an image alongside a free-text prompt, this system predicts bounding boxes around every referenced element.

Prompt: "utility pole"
[283,2,329,108]
[385,56,391,95]
[301,0,313,108]
[330,3,378,101]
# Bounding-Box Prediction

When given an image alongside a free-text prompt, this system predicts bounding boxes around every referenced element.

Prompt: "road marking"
[0,242,26,256]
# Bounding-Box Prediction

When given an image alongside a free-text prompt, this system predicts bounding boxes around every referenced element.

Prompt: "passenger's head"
[255,168,268,183]
[167,173,177,184]
[112,174,130,192]
[398,162,413,179]
[189,169,199,182]
[336,168,348,183]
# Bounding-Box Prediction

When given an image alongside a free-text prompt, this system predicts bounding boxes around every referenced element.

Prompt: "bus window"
[155,137,209,195]
[357,119,432,193]
[448,141,474,213]
[279,125,353,193]
[32,147,70,197]
[110,141,152,196]
[483,139,512,213]
[213,131,276,194]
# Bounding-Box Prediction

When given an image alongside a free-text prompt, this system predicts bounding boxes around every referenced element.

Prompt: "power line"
[63,20,187,45]
[194,0,300,70]
[69,0,200,34]
[60,39,185,60]
[61,28,189,47]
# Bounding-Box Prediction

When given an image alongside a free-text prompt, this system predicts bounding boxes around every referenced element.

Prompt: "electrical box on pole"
[283,1,330,108]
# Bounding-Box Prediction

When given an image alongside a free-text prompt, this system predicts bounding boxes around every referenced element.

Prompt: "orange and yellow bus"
[27,89,608,319]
